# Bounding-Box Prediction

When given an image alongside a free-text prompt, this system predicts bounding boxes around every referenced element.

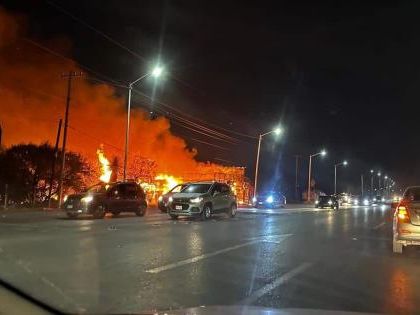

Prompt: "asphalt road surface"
[0,205,419,314]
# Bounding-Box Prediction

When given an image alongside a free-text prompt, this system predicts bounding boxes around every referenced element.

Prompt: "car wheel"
[201,204,212,221]
[170,214,178,220]
[228,204,237,218]
[393,240,403,254]
[135,204,146,217]
[66,212,78,219]
[92,205,105,219]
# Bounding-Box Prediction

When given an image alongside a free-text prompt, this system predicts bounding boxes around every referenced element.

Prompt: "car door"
[124,183,140,211]
[211,183,224,213]
[220,184,231,211]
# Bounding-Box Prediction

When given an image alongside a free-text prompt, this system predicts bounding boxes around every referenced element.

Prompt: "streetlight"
[370,170,374,194]
[123,65,164,181]
[253,126,282,198]
[377,172,381,191]
[334,160,348,195]
[307,149,327,202]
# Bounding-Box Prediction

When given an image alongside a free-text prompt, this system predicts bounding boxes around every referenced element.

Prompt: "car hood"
[171,192,206,199]
[156,305,378,315]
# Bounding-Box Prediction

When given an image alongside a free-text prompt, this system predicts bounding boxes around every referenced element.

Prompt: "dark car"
[315,195,339,210]
[62,181,147,219]
[372,195,385,205]
[158,183,190,212]
[253,192,286,209]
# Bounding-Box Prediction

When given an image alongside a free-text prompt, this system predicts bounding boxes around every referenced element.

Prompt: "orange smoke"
[0,8,249,195]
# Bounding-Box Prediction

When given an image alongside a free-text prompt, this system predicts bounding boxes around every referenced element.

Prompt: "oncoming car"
[393,186,420,253]
[62,181,147,219]
[253,192,286,208]
[168,181,237,220]
[315,195,339,210]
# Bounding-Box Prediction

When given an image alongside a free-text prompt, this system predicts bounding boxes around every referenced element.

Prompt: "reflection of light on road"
[384,268,414,314]
[326,212,334,236]
[188,231,203,257]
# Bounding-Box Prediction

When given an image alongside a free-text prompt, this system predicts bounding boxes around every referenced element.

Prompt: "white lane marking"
[241,262,313,305]
[146,235,292,274]
[372,222,386,230]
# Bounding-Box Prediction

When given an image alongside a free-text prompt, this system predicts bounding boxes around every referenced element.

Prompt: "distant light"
[377,172,381,176]
[321,150,327,156]
[343,160,348,166]
[274,127,282,135]
[151,66,163,78]
[384,175,388,179]
[266,195,274,203]
[252,197,257,203]
[370,169,374,173]
[363,199,369,205]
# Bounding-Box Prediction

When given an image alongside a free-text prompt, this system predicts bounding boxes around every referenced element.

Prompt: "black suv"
[62,181,147,219]
[315,195,339,210]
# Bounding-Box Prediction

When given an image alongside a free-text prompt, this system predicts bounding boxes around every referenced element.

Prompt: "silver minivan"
[393,186,420,253]
[167,181,237,220]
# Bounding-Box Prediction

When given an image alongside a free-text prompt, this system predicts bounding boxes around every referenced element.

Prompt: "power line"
[45,0,147,62]
[189,138,230,151]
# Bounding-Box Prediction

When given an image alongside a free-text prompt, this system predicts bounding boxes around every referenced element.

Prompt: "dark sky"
[4,0,420,196]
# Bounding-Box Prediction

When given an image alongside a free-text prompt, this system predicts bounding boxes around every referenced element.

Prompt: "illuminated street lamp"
[254,126,283,198]
[377,172,381,190]
[334,160,348,195]
[307,149,327,202]
[123,65,164,181]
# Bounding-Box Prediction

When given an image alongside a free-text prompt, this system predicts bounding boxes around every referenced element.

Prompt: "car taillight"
[397,205,410,222]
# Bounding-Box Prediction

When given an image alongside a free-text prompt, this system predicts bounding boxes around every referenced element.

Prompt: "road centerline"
[240,262,313,305]
[145,234,292,274]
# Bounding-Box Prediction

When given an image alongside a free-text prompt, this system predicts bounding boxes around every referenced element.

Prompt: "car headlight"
[158,196,163,202]
[81,196,93,203]
[315,200,319,204]
[381,198,385,202]
[363,199,369,205]
[168,196,173,203]
[266,196,274,203]
[252,197,257,203]
[190,197,203,203]
[328,200,332,205]
[63,195,68,202]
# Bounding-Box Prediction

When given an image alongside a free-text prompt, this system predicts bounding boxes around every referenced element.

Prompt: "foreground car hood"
[158,305,378,315]
[171,193,205,199]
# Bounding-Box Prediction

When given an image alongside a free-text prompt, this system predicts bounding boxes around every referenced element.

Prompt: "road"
[0,205,419,314]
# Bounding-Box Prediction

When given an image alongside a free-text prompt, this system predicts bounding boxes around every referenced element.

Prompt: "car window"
[220,184,229,194]
[404,187,420,201]
[124,184,138,199]
[171,184,185,193]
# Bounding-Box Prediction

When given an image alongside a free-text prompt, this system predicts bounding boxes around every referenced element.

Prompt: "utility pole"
[253,134,262,198]
[294,155,301,201]
[58,71,82,208]
[48,119,62,208]
[361,174,364,196]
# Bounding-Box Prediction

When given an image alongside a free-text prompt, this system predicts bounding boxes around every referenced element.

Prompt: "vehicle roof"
[188,181,216,185]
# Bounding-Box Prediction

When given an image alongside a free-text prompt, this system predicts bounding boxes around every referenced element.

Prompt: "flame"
[155,173,182,193]
[96,147,112,183]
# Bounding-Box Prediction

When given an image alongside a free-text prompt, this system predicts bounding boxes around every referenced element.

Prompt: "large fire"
[96,147,112,183]
[0,7,254,204]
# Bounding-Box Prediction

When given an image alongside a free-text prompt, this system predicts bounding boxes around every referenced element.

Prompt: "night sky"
[3,0,420,196]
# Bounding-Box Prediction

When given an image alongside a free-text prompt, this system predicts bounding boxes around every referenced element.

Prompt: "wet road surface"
[0,205,419,314]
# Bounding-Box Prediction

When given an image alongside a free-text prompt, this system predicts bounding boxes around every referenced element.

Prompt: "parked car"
[167,181,237,220]
[253,192,286,208]
[158,183,190,212]
[62,181,147,219]
[392,186,420,253]
[315,195,339,210]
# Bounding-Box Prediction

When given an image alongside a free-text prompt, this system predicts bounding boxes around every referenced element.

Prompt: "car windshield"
[87,184,108,193]
[404,187,420,201]
[180,183,212,194]
[170,184,188,193]
[319,196,332,201]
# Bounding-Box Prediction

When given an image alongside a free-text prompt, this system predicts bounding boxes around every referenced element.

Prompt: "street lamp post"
[307,150,326,202]
[370,170,374,195]
[123,66,163,181]
[334,160,348,195]
[253,127,282,198]
[377,172,381,192]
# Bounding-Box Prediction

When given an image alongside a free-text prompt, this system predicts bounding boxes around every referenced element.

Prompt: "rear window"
[404,188,420,201]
